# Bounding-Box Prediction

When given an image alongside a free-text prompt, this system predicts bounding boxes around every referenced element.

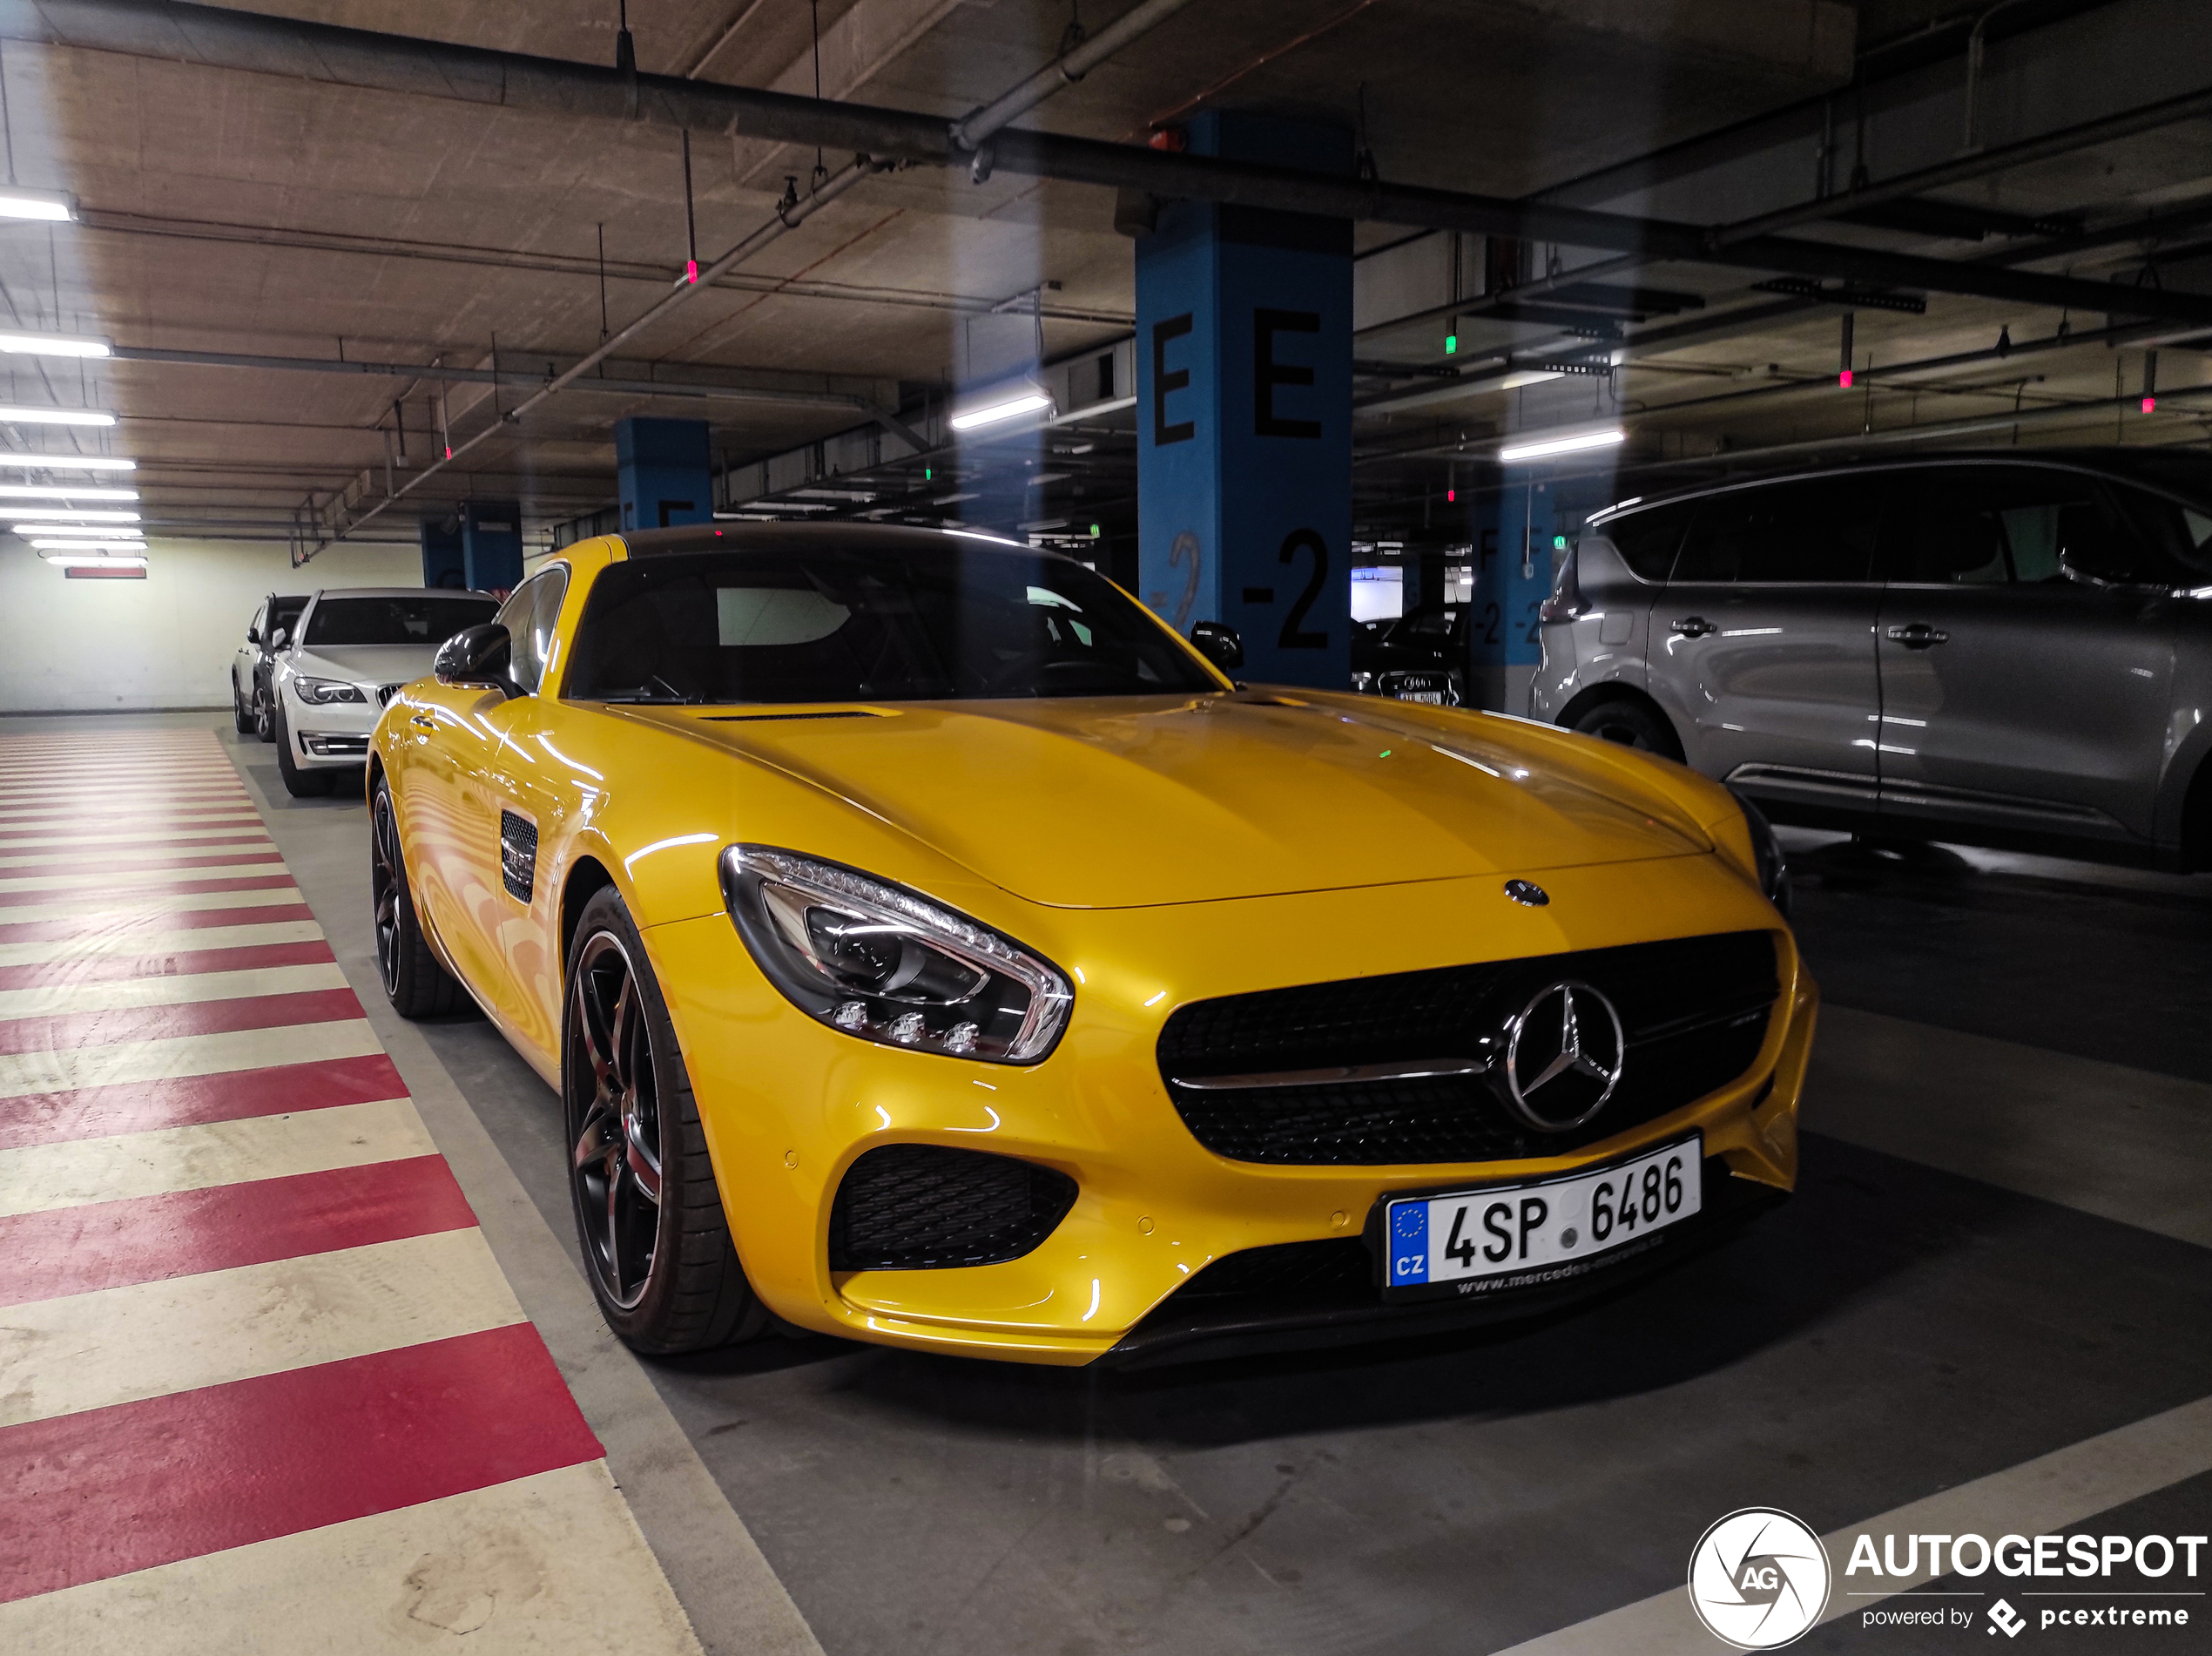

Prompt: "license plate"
[1396,690,1446,705]
[1385,1135,1702,1296]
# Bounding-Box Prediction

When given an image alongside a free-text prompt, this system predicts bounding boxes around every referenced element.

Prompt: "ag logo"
[1687,1507,1831,1649]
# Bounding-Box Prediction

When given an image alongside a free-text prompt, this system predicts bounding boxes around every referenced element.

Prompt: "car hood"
[288,644,441,684]
[640,693,1712,909]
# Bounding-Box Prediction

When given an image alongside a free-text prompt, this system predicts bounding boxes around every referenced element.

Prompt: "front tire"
[370,778,467,1018]
[273,701,332,797]
[564,887,765,1355]
[232,678,253,733]
[253,680,275,743]
[1569,696,1685,762]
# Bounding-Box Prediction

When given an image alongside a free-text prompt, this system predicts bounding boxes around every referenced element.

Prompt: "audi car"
[368,524,1812,1366]
[270,586,499,797]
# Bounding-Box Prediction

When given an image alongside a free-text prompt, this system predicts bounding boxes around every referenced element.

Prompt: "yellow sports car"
[369,524,1812,1366]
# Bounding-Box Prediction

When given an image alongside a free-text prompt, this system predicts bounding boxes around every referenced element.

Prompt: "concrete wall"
[0,537,423,713]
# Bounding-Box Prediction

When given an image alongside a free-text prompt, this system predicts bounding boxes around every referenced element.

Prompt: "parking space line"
[0,892,313,936]
[0,916,328,967]
[0,1460,702,1655]
[0,860,288,895]
[0,827,273,853]
[0,1227,527,1428]
[0,938,337,991]
[1493,1393,2212,1654]
[0,985,368,1055]
[0,842,278,872]
[0,1154,477,1308]
[0,1095,432,1213]
[0,1323,603,1603]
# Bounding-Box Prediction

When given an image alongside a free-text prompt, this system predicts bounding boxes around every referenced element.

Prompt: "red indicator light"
[1838,368,1853,389]
[1447,488,1456,503]
[2142,395,2157,414]
[685,259,699,284]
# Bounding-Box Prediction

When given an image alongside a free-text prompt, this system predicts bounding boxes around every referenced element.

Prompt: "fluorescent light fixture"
[48,554,147,570]
[0,407,116,428]
[0,332,111,359]
[11,510,142,527]
[1497,369,1564,392]
[17,525,145,540]
[0,187,76,223]
[0,456,135,472]
[950,390,1053,432]
[1498,426,1628,464]
[33,538,147,553]
[0,483,138,501]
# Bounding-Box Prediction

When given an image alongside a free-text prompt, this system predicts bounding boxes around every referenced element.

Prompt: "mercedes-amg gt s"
[368,524,1811,1366]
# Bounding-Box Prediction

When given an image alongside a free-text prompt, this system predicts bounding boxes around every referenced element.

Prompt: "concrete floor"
[86,714,2212,1654]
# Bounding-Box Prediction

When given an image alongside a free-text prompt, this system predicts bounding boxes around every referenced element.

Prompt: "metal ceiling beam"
[14,1,2212,328]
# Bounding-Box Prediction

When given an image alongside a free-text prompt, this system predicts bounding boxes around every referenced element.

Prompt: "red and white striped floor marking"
[0,728,698,1651]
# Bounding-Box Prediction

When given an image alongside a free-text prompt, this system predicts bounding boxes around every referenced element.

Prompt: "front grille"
[376,682,403,706]
[1158,932,1776,1165]
[1178,1239,1374,1301]
[827,1144,1077,1271]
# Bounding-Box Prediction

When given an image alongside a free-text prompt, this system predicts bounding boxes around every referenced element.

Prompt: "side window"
[246,601,266,645]
[496,568,570,694]
[1598,499,1696,581]
[1882,467,2121,586]
[1674,477,1884,583]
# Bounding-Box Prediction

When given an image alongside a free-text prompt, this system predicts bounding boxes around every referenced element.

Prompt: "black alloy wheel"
[570,928,664,1312]
[232,679,253,733]
[562,886,765,1353]
[253,680,275,742]
[368,779,465,1017]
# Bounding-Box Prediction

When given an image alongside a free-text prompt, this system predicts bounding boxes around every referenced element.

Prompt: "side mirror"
[435,623,519,697]
[1190,619,1244,673]
[268,625,288,651]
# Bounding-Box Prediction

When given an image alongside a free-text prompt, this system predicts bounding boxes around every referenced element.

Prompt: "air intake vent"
[828,1144,1076,1271]
[499,810,537,902]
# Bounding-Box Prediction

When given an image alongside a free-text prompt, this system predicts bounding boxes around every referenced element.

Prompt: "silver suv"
[1532,450,2212,870]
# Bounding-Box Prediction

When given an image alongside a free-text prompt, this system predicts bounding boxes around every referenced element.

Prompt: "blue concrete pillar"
[1467,482,1561,713]
[1136,112,1352,689]
[616,416,713,531]
[461,500,523,596]
[419,517,465,590]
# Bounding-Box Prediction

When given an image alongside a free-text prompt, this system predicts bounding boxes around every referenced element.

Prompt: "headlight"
[719,847,1073,1064]
[293,676,365,705]
[1728,788,1791,915]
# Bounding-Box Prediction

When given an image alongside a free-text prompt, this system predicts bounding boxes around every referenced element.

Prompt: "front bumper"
[287,688,381,767]
[645,851,1813,1367]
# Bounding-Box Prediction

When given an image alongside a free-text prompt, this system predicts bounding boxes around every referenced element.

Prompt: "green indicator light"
[1089,523,1102,537]
[924,467,933,481]
[1379,749,1393,759]
[1553,534,1568,551]
[1444,334,1457,355]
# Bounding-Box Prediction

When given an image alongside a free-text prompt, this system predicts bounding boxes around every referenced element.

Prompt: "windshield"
[302,595,497,647]
[564,544,1220,704]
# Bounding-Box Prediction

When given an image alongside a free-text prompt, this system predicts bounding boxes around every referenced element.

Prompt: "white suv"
[269,586,499,797]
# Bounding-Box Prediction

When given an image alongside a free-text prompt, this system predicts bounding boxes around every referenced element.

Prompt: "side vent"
[499,810,538,902]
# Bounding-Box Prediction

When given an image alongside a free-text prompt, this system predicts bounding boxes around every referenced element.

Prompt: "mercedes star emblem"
[1501,980,1626,1131]
[1503,879,1549,907]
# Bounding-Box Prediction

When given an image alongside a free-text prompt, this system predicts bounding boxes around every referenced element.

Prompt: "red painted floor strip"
[0,848,283,880]
[0,902,315,946]
[0,1155,477,1308]
[0,939,336,991]
[0,1053,405,1150]
[0,1322,604,1602]
[0,986,366,1056]
[0,872,298,909]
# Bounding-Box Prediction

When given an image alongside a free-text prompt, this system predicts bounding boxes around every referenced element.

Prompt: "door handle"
[1885,623,1950,649]
[1669,616,1716,639]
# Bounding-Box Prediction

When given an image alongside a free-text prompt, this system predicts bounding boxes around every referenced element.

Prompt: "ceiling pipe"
[950,0,1198,153]
[16,1,2212,328]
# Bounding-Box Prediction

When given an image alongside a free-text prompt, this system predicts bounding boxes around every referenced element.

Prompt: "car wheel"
[1570,697,1684,762]
[370,778,467,1018]
[253,683,275,743]
[273,702,331,797]
[564,886,767,1355]
[232,679,253,734]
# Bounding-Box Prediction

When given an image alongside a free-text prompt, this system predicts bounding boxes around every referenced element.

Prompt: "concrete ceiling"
[0,0,2201,561]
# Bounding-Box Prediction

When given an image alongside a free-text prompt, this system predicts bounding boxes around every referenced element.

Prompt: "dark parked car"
[1351,605,1467,704]
[230,592,308,742]
[1533,449,2212,870]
